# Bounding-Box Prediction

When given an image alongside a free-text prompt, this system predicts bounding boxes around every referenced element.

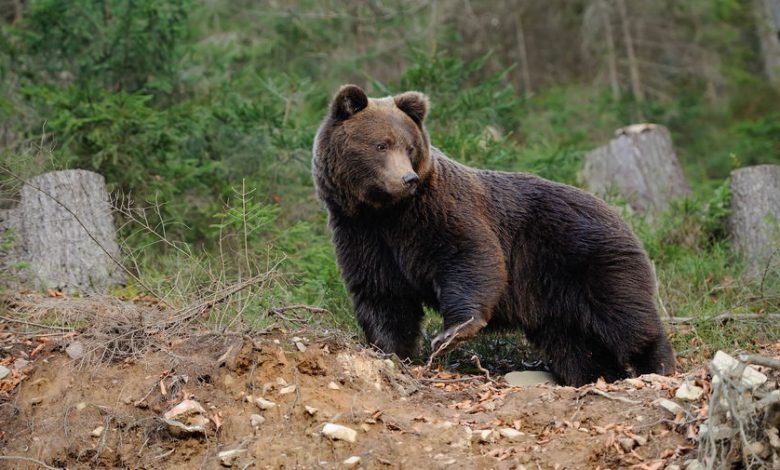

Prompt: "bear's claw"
[430,316,487,354]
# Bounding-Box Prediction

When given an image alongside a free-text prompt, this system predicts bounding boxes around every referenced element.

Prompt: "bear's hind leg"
[532,330,629,387]
[630,334,676,376]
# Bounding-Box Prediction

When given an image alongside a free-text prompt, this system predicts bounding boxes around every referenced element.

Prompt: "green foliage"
[730,114,780,167]
[8,0,191,93]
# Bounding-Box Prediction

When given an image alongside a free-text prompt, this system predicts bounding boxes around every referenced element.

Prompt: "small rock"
[710,350,767,389]
[66,341,84,360]
[675,382,705,401]
[342,456,361,467]
[276,377,288,386]
[255,397,277,410]
[327,381,341,390]
[618,437,636,452]
[433,454,457,465]
[624,378,644,388]
[437,421,455,430]
[279,385,296,395]
[121,396,132,405]
[478,429,497,443]
[698,424,736,440]
[633,434,647,446]
[498,428,524,442]
[684,459,704,470]
[322,423,357,443]
[29,396,43,406]
[504,371,556,386]
[748,441,769,458]
[768,427,780,448]
[666,465,681,470]
[304,405,318,416]
[360,424,370,432]
[0,365,10,380]
[657,398,684,415]
[250,414,265,427]
[91,426,104,438]
[13,358,30,370]
[295,341,307,352]
[162,399,210,437]
[76,402,87,411]
[218,449,247,467]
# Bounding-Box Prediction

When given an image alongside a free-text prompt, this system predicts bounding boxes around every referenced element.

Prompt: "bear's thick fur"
[312,85,675,386]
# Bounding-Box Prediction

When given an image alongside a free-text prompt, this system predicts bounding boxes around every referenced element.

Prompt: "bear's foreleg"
[429,248,506,353]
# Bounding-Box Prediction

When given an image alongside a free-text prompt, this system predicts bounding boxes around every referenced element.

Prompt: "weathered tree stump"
[582,124,691,215]
[729,164,780,272]
[0,170,123,293]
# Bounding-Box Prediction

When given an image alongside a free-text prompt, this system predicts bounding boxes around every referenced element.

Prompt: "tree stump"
[0,170,123,293]
[582,124,691,215]
[729,164,780,273]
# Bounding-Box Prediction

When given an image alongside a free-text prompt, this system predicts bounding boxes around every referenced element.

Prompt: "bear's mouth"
[365,185,397,206]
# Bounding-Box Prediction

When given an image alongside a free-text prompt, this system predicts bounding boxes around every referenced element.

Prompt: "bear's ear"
[394,91,429,126]
[330,85,368,120]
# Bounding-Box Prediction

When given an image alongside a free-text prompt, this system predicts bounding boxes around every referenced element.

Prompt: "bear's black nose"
[402,172,420,186]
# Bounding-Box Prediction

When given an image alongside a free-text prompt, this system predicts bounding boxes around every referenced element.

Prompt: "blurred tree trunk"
[515,13,532,97]
[753,0,780,91]
[582,124,691,215]
[616,0,643,102]
[0,170,123,293]
[600,0,620,99]
[729,165,780,274]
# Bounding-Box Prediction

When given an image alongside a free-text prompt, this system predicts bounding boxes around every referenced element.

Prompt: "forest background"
[1,0,779,360]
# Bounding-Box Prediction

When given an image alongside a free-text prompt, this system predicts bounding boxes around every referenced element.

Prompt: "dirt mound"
[1,295,761,469]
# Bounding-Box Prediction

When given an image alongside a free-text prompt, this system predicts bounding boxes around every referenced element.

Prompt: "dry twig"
[0,455,63,470]
[425,317,475,369]
[585,387,641,405]
[738,353,780,370]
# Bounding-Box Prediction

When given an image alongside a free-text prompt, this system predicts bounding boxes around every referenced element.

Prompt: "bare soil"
[0,295,736,469]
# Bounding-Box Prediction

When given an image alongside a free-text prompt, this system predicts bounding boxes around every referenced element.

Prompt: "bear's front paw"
[430,316,487,354]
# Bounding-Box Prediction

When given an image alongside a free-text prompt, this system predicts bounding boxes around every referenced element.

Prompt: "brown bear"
[312,84,675,386]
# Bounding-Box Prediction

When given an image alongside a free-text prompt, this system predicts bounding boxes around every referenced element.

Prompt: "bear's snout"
[402,172,420,187]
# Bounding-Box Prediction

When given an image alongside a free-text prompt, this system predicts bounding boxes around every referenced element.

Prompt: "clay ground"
[0,294,745,470]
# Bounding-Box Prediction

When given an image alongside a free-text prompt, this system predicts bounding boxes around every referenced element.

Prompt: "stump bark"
[582,124,691,215]
[0,169,122,293]
[729,164,780,272]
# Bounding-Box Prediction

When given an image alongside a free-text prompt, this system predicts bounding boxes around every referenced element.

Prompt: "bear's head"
[313,85,432,215]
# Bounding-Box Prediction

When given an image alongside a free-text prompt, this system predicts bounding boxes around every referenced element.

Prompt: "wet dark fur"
[312,85,675,387]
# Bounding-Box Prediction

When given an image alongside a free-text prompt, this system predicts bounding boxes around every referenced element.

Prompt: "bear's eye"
[407,146,415,155]
[375,143,388,152]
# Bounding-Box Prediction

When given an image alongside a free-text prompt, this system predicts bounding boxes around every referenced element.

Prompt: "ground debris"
[697,348,780,468]
[7,294,773,469]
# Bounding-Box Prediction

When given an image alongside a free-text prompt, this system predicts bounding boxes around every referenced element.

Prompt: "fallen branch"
[0,455,63,470]
[471,354,493,382]
[169,268,279,325]
[585,387,641,405]
[738,353,780,371]
[0,314,73,331]
[665,313,780,325]
[269,304,329,316]
[419,376,483,384]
